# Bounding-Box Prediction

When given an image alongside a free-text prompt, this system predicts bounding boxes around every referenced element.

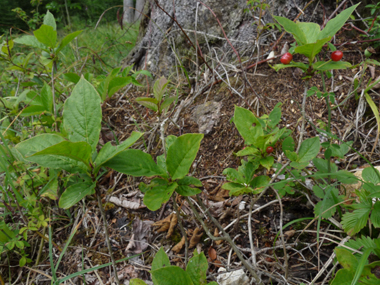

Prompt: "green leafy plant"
[331,236,380,285]
[222,103,290,196]
[363,3,380,48]
[135,76,177,116]
[272,4,359,77]
[107,132,203,211]
[13,77,142,208]
[131,248,218,285]
[96,65,152,103]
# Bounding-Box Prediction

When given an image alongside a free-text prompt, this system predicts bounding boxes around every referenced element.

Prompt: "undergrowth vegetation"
[1,1,380,285]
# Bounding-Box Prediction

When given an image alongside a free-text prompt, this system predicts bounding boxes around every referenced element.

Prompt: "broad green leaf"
[335,170,358,184]
[15,134,87,172]
[313,60,351,71]
[59,182,96,209]
[40,177,59,200]
[186,251,208,285]
[223,168,245,184]
[94,131,143,171]
[260,156,274,170]
[15,133,64,157]
[177,176,203,187]
[335,247,358,270]
[153,76,169,101]
[329,142,352,158]
[282,137,295,152]
[236,146,260,156]
[330,267,355,284]
[233,106,261,145]
[341,203,372,235]
[268,104,282,128]
[130,279,148,285]
[296,22,321,43]
[285,150,298,162]
[1,39,13,55]
[250,175,270,191]
[21,105,47,116]
[295,37,331,60]
[273,16,307,45]
[104,149,165,177]
[134,69,153,78]
[160,96,176,112]
[318,4,360,40]
[41,83,53,113]
[365,93,380,149]
[176,185,201,196]
[14,35,46,49]
[63,77,102,151]
[362,167,380,184]
[0,222,15,242]
[298,137,320,163]
[63,72,80,84]
[371,201,380,228]
[135,97,158,112]
[314,187,339,219]
[152,266,194,285]
[272,61,309,72]
[108,77,132,97]
[143,183,177,211]
[19,256,26,267]
[313,158,338,174]
[156,155,168,178]
[22,51,34,68]
[43,11,56,30]
[165,135,178,151]
[33,25,57,48]
[222,182,248,195]
[29,141,92,166]
[151,248,170,271]
[240,160,257,184]
[167,134,203,180]
[56,30,82,53]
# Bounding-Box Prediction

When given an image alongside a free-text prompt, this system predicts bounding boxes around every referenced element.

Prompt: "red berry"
[280,52,293,65]
[266,146,274,154]
[331,50,343,62]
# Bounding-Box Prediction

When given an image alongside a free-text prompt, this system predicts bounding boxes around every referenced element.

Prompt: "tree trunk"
[121,0,357,77]
[134,0,146,22]
[123,0,134,24]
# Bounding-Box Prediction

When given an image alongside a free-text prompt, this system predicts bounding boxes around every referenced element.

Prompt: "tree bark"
[121,0,357,77]
[134,0,146,22]
[123,0,134,24]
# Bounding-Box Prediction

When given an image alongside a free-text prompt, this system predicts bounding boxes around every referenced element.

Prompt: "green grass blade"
[351,248,372,285]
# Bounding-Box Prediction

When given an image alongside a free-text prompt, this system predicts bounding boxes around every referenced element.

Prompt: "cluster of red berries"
[280,50,343,65]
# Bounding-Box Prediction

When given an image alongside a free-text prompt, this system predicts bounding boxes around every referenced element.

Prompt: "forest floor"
[6,39,380,284]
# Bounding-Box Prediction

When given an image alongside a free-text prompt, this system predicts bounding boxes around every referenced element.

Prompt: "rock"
[341,166,380,198]
[191,101,222,134]
[216,268,250,285]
